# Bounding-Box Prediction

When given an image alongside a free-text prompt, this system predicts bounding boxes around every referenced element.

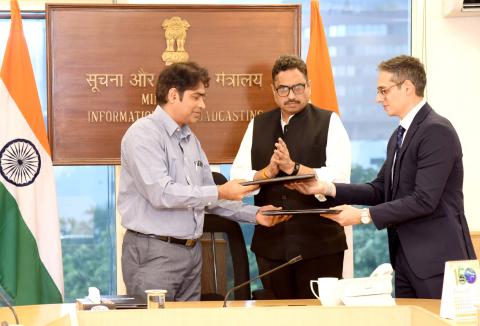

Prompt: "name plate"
[440,259,480,321]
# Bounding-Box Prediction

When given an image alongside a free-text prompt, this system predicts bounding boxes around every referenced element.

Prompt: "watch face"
[361,211,370,224]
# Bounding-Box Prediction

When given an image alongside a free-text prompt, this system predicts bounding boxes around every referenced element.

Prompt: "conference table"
[0,298,474,326]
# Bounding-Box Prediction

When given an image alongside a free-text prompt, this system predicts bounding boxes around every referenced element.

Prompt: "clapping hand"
[272,138,296,174]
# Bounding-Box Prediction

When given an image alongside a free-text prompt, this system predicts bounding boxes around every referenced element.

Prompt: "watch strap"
[290,162,300,176]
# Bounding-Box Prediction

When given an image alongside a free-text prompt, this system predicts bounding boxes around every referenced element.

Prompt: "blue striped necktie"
[395,125,406,156]
[391,125,406,185]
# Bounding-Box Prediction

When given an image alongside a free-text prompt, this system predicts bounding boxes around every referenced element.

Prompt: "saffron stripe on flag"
[306,0,339,114]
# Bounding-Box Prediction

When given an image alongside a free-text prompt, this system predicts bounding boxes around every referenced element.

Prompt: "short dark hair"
[156,62,210,105]
[272,55,308,82]
[378,55,426,97]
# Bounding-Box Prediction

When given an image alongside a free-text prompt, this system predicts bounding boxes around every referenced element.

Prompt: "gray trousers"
[122,230,202,301]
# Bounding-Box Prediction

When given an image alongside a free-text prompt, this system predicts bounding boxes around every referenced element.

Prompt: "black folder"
[100,295,147,309]
[240,173,315,186]
[261,208,342,216]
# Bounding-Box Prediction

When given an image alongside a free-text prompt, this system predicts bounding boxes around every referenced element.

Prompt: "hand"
[272,138,295,174]
[265,155,280,178]
[217,179,259,201]
[320,205,361,226]
[285,177,332,196]
[255,205,292,227]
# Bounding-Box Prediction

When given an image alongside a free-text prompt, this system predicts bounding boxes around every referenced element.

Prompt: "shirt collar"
[400,98,426,131]
[151,105,192,139]
[280,113,294,130]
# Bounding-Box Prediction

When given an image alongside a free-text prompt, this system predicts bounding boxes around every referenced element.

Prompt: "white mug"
[310,277,341,306]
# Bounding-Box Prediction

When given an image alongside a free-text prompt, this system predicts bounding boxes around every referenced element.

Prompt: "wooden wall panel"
[46,4,300,165]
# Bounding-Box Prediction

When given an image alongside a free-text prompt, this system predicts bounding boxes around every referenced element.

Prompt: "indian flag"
[0,0,63,305]
[306,0,339,114]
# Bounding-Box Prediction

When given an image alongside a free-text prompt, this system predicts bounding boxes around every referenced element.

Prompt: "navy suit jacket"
[335,103,476,279]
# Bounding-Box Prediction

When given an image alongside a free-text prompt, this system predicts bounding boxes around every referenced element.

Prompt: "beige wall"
[412,0,480,230]
[0,0,114,11]
[0,0,230,10]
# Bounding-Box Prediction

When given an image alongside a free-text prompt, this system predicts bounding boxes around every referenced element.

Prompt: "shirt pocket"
[191,160,208,185]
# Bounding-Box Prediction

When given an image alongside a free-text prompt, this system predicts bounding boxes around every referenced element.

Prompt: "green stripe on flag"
[0,182,62,305]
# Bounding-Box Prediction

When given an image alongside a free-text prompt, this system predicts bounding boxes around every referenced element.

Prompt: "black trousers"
[394,245,444,299]
[256,252,344,299]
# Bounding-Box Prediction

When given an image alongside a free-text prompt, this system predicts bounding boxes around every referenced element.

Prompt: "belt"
[128,230,197,248]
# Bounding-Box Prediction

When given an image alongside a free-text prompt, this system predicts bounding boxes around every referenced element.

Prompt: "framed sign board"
[47,4,300,164]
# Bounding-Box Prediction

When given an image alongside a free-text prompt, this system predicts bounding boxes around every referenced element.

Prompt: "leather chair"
[201,172,251,301]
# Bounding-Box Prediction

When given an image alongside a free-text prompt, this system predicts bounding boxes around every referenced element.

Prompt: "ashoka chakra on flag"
[0,138,41,187]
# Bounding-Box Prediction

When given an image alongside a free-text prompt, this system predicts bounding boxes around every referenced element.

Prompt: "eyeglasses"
[377,81,404,98]
[275,83,306,97]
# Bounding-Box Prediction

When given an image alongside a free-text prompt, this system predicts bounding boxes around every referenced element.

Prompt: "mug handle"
[310,280,320,300]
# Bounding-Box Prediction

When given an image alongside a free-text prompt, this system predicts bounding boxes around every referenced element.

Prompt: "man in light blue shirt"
[118,62,288,301]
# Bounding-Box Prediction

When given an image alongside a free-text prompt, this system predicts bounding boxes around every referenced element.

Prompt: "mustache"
[284,100,300,105]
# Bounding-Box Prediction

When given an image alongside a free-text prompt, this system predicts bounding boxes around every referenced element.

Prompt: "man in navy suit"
[287,55,476,299]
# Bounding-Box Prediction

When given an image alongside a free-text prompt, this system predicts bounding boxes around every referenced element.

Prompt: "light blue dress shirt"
[118,106,258,239]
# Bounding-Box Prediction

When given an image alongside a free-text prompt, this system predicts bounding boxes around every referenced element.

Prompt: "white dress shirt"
[399,98,427,142]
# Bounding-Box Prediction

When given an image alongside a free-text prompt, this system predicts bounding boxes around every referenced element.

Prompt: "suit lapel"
[391,103,432,197]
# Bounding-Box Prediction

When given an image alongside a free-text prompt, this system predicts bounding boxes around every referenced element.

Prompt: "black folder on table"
[101,295,147,309]
[240,173,315,186]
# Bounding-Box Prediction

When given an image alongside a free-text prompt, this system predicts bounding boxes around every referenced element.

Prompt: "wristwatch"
[290,162,300,176]
[360,208,371,224]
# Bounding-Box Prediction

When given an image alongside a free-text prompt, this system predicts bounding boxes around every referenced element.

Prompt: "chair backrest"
[202,172,251,300]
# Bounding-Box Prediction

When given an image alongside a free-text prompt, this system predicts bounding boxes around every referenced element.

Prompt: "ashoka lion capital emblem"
[162,16,190,65]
